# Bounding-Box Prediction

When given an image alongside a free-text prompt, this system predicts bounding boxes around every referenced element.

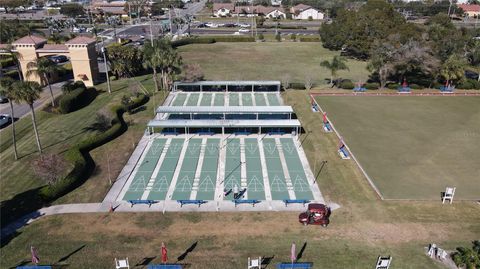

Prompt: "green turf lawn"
[315,96,480,200]
[177,42,369,86]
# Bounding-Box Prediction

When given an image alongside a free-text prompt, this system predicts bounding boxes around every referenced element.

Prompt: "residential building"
[290,4,324,20]
[458,4,480,18]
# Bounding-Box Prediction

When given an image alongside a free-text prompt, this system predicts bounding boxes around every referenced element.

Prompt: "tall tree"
[143,39,163,92]
[0,77,18,160]
[320,56,349,86]
[60,3,85,18]
[13,81,44,154]
[440,54,468,85]
[106,43,143,79]
[26,57,59,107]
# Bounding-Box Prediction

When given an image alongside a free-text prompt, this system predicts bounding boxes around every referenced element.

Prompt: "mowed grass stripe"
[245,138,265,200]
[200,93,212,106]
[123,139,167,200]
[316,96,480,199]
[172,93,187,106]
[171,139,203,200]
[263,138,289,200]
[224,139,242,200]
[196,139,221,200]
[280,138,313,200]
[147,138,185,200]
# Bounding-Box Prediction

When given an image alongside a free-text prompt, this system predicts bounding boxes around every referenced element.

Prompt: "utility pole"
[101,37,112,94]
[149,17,154,45]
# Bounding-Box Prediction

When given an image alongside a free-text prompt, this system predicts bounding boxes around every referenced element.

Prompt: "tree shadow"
[134,256,156,267]
[8,259,30,269]
[296,242,307,261]
[262,256,275,268]
[177,241,198,262]
[57,244,86,263]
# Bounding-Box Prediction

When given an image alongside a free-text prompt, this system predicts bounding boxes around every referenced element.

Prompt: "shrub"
[291,33,297,41]
[339,80,355,89]
[61,81,86,93]
[458,79,480,90]
[275,33,281,42]
[387,83,399,90]
[365,82,380,90]
[0,57,15,67]
[212,36,255,42]
[410,84,423,90]
[299,36,320,42]
[289,82,306,90]
[39,94,149,201]
[58,85,95,114]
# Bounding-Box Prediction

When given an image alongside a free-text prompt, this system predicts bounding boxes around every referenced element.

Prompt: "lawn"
[1,90,479,269]
[315,96,480,200]
[177,42,369,86]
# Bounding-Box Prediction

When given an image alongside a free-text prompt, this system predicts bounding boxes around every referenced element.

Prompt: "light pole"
[101,39,112,94]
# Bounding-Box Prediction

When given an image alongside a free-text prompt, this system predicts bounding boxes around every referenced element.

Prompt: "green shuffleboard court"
[186,93,200,106]
[242,93,254,106]
[245,138,265,200]
[200,93,213,106]
[255,93,267,106]
[316,96,480,200]
[280,138,313,200]
[229,93,240,106]
[172,93,187,106]
[267,93,281,106]
[196,139,221,200]
[171,139,202,200]
[224,139,242,200]
[263,138,289,200]
[213,93,225,106]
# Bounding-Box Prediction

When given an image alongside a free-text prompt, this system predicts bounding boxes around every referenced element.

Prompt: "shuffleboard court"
[263,138,290,200]
[229,93,240,106]
[316,96,480,200]
[171,139,202,200]
[267,93,281,106]
[147,138,185,200]
[186,93,200,106]
[172,93,187,106]
[242,93,254,106]
[280,138,313,200]
[255,93,267,106]
[213,93,225,106]
[196,139,221,200]
[245,138,266,200]
[123,139,167,200]
[224,139,242,200]
[200,93,213,106]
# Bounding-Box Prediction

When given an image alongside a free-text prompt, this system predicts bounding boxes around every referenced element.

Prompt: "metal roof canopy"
[156,106,293,114]
[174,81,281,86]
[148,119,301,128]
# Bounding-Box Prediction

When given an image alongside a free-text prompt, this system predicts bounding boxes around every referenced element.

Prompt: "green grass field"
[315,96,480,200]
[177,42,369,86]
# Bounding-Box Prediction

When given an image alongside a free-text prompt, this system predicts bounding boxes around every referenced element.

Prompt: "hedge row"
[259,25,307,30]
[299,36,321,42]
[0,57,15,67]
[38,94,150,201]
[171,36,255,48]
[58,83,95,114]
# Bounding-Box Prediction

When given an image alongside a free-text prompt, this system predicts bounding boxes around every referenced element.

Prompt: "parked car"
[298,203,331,227]
[0,114,12,128]
[49,55,68,63]
[0,96,8,103]
[238,28,250,33]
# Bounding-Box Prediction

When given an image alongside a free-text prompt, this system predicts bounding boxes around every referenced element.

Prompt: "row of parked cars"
[196,22,251,28]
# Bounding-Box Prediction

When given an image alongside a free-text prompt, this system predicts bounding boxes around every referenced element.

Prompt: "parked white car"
[238,28,250,33]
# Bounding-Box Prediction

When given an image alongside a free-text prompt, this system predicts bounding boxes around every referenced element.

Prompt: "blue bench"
[234,131,251,135]
[323,122,332,132]
[339,147,349,158]
[233,199,261,207]
[177,200,207,207]
[276,262,313,269]
[353,87,367,92]
[17,266,52,269]
[268,131,285,135]
[147,265,183,269]
[197,131,215,135]
[283,199,310,206]
[128,199,158,207]
[397,86,411,93]
[440,86,454,92]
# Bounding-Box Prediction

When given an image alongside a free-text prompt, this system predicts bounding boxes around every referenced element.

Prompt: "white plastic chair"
[442,187,456,204]
[115,258,129,269]
[427,243,437,258]
[375,256,392,269]
[248,257,262,269]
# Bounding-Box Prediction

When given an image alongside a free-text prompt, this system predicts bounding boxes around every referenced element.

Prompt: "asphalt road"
[190,28,319,35]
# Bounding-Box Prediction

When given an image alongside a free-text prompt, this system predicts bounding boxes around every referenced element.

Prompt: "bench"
[233,199,261,207]
[440,86,454,92]
[353,87,367,92]
[397,87,411,93]
[177,200,207,207]
[283,199,310,207]
[338,147,350,159]
[311,104,319,112]
[234,131,251,135]
[268,131,285,135]
[128,199,158,207]
[147,265,183,269]
[323,122,332,132]
[197,131,215,135]
[276,262,313,269]
[17,267,52,269]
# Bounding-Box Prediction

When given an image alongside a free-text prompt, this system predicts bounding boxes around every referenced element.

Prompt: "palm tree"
[320,56,349,86]
[0,77,18,160]
[0,45,24,81]
[13,81,44,154]
[143,39,163,92]
[26,57,59,107]
[440,54,468,86]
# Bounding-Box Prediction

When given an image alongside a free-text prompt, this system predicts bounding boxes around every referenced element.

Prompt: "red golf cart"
[298,203,331,227]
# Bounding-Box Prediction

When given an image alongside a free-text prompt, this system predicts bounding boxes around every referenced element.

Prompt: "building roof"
[292,4,312,11]
[156,106,294,114]
[148,119,301,128]
[174,81,281,86]
[213,3,234,11]
[256,6,285,15]
[92,0,126,7]
[12,35,47,45]
[95,6,127,14]
[65,36,96,45]
[36,44,68,52]
[458,4,480,12]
